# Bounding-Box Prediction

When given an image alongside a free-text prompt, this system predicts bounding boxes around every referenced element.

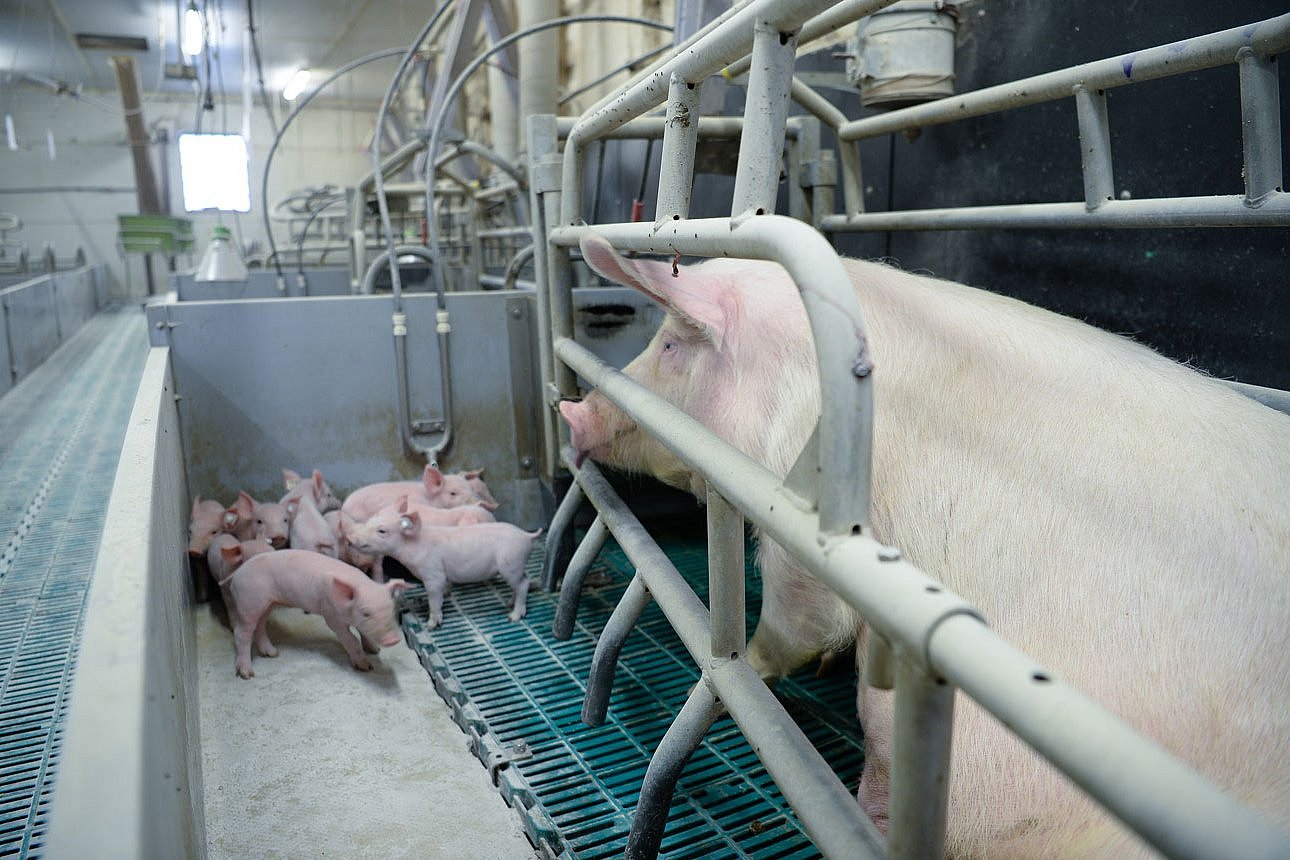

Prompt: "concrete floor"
[196,602,538,859]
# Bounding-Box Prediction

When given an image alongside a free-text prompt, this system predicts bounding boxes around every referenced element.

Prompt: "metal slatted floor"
[402,533,865,859]
[0,305,149,859]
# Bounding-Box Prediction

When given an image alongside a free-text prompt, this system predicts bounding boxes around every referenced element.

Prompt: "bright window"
[178,133,251,212]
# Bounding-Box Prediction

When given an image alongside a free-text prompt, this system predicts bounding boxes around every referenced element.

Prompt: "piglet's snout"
[380,631,401,647]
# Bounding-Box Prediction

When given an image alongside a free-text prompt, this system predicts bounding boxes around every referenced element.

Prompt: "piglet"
[207,532,274,585]
[345,500,541,628]
[281,467,341,514]
[226,490,292,549]
[188,495,233,558]
[341,464,495,527]
[283,470,338,558]
[219,549,409,678]
[337,500,496,583]
[325,510,376,573]
[456,468,499,510]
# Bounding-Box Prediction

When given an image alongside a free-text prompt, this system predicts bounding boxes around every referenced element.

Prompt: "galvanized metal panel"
[160,293,521,523]
[158,285,658,530]
[1,278,60,385]
[51,269,99,338]
[0,293,10,398]
[172,267,352,301]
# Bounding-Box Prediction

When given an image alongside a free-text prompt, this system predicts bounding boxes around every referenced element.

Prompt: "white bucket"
[851,1,958,109]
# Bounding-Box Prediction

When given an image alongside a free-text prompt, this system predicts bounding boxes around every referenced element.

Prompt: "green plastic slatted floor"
[401,533,865,859]
[0,305,149,859]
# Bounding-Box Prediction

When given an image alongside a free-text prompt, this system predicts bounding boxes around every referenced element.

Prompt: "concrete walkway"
[196,603,538,859]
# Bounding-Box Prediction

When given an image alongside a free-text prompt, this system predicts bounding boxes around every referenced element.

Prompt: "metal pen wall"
[529,2,1290,858]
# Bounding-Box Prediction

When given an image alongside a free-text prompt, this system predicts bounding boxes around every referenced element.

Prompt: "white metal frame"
[529,3,1290,858]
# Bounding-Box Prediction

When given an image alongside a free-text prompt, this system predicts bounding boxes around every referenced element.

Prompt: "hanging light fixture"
[181,1,204,59]
[281,68,311,102]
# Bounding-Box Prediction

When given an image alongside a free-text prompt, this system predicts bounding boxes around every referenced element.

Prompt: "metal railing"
[527,3,1290,858]
[820,13,1290,233]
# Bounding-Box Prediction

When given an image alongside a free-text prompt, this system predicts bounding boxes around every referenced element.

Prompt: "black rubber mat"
[402,532,865,859]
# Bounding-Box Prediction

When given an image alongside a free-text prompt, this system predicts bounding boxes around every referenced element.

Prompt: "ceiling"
[1,0,444,111]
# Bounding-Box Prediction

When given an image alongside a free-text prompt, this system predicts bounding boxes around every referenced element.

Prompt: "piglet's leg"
[233,621,257,679]
[507,574,530,622]
[324,614,373,671]
[253,614,278,658]
[424,578,447,629]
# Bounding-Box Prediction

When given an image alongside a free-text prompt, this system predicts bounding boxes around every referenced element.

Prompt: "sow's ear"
[579,232,733,350]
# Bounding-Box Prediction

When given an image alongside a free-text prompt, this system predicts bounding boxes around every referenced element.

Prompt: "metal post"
[655,74,703,222]
[526,114,562,485]
[553,515,610,639]
[1238,46,1283,204]
[624,682,723,859]
[581,574,652,727]
[1074,84,1115,209]
[886,658,954,860]
[540,477,584,592]
[731,19,797,218]
[706,488,745,661]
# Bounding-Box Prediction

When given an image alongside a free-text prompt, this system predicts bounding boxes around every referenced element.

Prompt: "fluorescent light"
[178,133,252,212]
[282,68,311,101]
[181,3,203,58]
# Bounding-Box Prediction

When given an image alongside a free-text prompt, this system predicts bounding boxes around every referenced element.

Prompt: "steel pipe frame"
[562,450,885,859]
[559,0,853,227]
[820,194,1290,232]
[550,329,1290,859]
[820,15,1290,233]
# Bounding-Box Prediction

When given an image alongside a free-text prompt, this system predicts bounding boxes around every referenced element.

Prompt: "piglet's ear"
[397,495,409,514]
[282,468,300,490]
[579,232,732,350]
[400,510,420,533]
[330,577,357,606]
[422,464,443,490]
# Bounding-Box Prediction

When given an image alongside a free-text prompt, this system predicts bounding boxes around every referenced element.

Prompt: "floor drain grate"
[402,532,865,859]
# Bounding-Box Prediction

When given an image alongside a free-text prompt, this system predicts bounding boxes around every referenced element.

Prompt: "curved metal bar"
[580,574,650,728]
[548,215,872,535]
[552,515,609,639]
[259,46,408,281]
[421,14,673,305]
[624,682,722,859]
[359,245,454,463]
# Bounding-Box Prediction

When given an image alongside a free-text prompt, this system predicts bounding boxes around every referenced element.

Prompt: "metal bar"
[724,0,899,79]
[557,115,747,140]
[838,15,1290,142]
[477,226,533,239]
[581,574,651,727]
[566,450,884,858]
[560,0,844,225]
[731,19,797,218]
[928,613,1290,860]
[655,74,703,223]
[1238,46,1284,203]
[553,515,609,639]
[820,193,1290,232]
[553,333,1290,857]
[704,659,887,859]
[706,488,745,661]
[887,658,954,860]
[1225,380,1290,416]
[526,115,562,485]
[624,683,723,859]
[1074,85,1115,209]
[790,77,864,217]
[548,216,872,536]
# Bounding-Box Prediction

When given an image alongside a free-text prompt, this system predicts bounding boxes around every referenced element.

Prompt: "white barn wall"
[1,85,378,301]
